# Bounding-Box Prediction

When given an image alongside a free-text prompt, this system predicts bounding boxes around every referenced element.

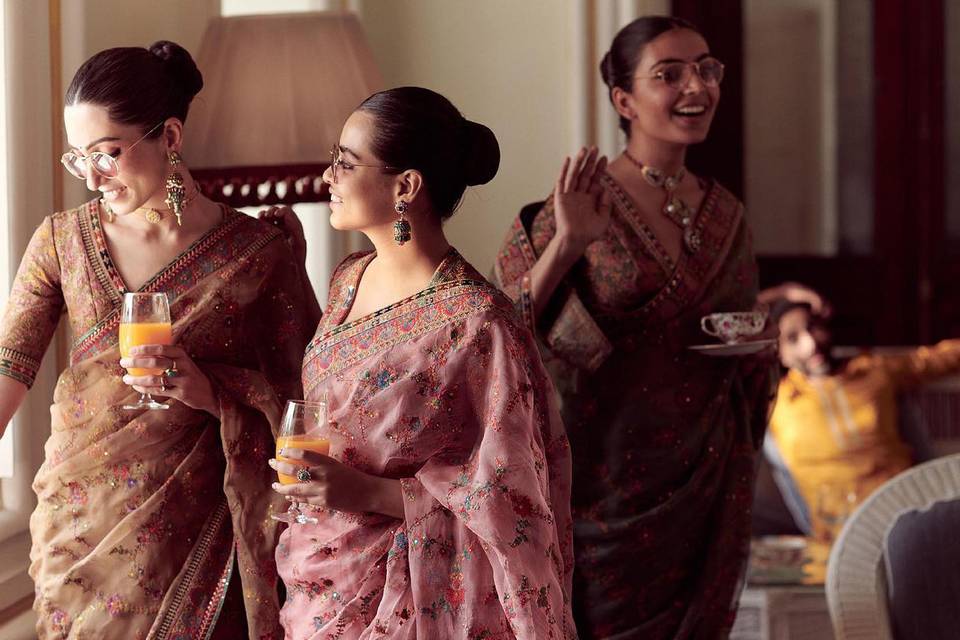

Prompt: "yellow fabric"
[770,339,960,540]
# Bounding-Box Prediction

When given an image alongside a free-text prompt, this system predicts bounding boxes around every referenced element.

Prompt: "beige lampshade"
[184,11,382,170]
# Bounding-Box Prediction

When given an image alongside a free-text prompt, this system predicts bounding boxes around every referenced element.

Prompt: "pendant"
[683,226,702,253]
[144,209,163,224]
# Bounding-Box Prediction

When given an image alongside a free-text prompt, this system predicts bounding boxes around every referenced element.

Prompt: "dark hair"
[65,40,203,137]
[357,87,500,219]
[770,298,813,325]
[600,16,700,136]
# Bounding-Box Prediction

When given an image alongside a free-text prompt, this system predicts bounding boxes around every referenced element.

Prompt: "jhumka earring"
[100,199,115,223]
[164,151,186,226]
[393,200,411,246]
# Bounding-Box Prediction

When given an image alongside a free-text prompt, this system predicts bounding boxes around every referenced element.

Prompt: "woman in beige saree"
[0,42,315,638]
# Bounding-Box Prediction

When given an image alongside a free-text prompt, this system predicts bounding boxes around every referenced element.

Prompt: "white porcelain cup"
[700,311,768,344]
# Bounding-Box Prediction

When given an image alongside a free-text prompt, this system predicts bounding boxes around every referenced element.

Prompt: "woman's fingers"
[573,147,599,192]
[555,156,571,195]
[257,205,283,220]
[119,356,172,370]
[279,447,333,467]
[271,481,311,498]
[564,147,588,192]
[128,344,187,360]
[268,458,325,480]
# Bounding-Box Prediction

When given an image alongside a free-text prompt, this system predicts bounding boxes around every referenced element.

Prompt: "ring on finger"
[296,467,312,483]
[163,363,179,379]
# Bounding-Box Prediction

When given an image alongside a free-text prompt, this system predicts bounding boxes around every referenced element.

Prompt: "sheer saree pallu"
[5,203,313,639]
[494,178,777,639]
[279,251,576,640]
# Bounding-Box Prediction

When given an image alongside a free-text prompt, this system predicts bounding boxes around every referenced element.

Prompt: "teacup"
[700,311,767,344]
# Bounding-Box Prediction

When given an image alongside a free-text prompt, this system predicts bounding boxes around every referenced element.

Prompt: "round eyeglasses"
[637,57,725,90]
[61,121,164,180]
[329,145,399,183]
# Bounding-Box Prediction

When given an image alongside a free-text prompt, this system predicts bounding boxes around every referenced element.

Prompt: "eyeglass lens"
[62,152,118,180]
[661,59,724,87]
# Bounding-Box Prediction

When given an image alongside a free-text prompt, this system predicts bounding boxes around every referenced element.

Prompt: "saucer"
[687,338,776,357]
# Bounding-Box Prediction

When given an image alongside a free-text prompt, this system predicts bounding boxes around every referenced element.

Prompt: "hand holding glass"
[273,399,330,524]
[120,292,172,411]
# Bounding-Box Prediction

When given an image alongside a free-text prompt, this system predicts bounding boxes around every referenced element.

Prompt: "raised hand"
[553,146,613,254]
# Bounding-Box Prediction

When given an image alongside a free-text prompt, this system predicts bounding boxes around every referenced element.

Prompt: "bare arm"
[0,376,29,440]
[527,147,612,320]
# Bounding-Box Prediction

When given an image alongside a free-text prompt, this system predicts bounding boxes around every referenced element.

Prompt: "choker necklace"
[624,150,701,253]
[137,187,201,225]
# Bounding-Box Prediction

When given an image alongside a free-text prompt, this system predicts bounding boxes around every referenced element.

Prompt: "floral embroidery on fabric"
[280,250,576,639]
[13,200,312,639]
[492,176,776,638]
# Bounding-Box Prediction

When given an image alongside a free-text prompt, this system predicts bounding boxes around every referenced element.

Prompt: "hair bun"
[460,120,500,186]
[148,40,203,100]
[599,51,616,88]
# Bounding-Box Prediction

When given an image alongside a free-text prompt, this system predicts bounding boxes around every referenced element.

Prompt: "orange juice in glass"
[273,399,329,523]
[119,322,172,376]
[120,292,172,411]
[275,436,330,484]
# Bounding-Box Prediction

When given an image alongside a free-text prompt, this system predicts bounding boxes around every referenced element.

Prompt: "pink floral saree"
[494,176,777,639]
[0,201,314,639]
[278,249,575,639]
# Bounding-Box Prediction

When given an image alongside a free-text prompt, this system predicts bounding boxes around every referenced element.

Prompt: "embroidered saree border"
[147,501,232,640]
[70,210,282,366]
[303,279,508,393]
[0,346,40,387]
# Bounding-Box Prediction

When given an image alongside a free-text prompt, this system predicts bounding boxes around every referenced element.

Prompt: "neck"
[624,133,687,175]
[111,170,218,234]
[364,214,452,278]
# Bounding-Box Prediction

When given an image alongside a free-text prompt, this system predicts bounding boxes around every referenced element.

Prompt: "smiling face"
[323,110,400,234]
[617,28,719,145]
[63,103,169,215]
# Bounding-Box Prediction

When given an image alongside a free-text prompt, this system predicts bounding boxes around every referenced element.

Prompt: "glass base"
[270,504,318,525]
[122,400,170,411]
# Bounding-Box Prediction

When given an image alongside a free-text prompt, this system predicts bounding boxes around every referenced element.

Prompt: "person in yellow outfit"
[763,288,960,541]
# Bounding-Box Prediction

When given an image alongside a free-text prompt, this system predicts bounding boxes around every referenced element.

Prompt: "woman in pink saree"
[0,43,315,638]
[265,88,575,639]
[493,18,776,639]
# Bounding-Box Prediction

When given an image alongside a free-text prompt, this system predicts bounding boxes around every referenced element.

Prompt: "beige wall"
[358,0,577,272]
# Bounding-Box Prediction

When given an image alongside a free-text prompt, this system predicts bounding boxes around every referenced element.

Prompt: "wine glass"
[272,399,329,525]
[120,292,172,411]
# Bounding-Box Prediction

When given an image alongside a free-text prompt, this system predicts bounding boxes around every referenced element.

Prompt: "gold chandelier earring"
[393,200,411,245]
[164,151,186,226]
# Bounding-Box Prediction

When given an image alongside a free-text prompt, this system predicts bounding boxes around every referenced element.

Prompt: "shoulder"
[223,207,285,242]
[441,277,532,343]
[49,198,98,229]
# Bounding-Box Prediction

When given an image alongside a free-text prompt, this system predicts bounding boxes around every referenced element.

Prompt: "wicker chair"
[825,454,960,639]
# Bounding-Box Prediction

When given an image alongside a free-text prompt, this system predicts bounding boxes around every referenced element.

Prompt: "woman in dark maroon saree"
[494,17,776,639]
